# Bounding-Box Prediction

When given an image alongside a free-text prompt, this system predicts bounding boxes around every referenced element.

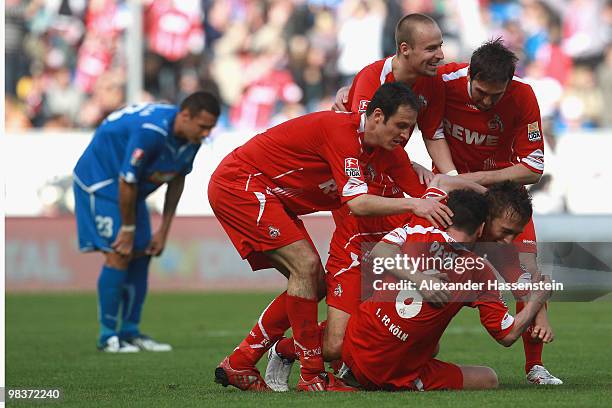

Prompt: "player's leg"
[518,251,562,385]
[265,240,325,379]
[458,366,499,390]
[73,182,138,353]
[420,359,497,391]
[511,219,562,384]
[323,306,350,362]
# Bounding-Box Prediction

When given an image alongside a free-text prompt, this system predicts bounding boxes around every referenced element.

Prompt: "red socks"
[229,291,290,370]
[276,320,327,361]
[516,301,544,373]
[286,295,324,380]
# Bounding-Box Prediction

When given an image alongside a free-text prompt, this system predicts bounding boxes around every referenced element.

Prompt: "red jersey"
[437,62,544,174]
[343,220,515,390]
[346,56,446,140]
[327,56,443,270]
[212,111,417,216]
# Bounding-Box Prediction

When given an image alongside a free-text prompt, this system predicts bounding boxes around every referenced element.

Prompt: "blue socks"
[119,256,151,340]
[97,265,127,344]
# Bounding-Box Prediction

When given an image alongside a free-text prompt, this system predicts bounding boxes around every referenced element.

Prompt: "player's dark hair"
[485,181,533,225]
[446,190,489,235]
[365,82,420,122]
[180,91,221,117]
[469,38,518,83]
[395,13,438,52]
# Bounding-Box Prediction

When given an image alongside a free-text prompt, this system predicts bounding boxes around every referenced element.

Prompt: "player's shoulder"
[506,75,538,104]
[436,62,469,81]
[358,56,391,79]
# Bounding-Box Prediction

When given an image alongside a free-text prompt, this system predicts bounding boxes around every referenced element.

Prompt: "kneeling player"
[341,189,552,391]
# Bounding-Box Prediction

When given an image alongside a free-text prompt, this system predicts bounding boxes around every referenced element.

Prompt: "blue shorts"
[73,181,151,253]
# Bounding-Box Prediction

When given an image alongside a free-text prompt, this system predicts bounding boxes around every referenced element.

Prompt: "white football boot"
[526,365,563,385]
[265,340,295,392]
[98,335,140,353]
[126,335,172,352]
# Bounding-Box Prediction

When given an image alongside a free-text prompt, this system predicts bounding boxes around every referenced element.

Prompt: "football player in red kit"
[431,39,561,385]
[210,83,453,392]
[342,188,552,391]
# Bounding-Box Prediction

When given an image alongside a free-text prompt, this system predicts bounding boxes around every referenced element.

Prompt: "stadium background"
[5,0,612,292]
[4,1,612,405]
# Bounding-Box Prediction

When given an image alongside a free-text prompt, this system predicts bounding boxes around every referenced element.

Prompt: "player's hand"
[331,86,350,112]
[411,197,453,229]
[112,229,135,257]
[531,315,554,343]
[412,162,435,185]
[146,230,168,257]
[414,272,451,308]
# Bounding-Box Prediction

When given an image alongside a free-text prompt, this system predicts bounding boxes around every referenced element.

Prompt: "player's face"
[372,105,417,150]
[402,23,444,76]
[178,109,218,144]
[482,213,527,244]
[468,77,509,111]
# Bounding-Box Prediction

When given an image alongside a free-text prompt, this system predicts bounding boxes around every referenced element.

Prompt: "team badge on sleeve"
[344,158,362,177]
[130,148,145,166]
[527,122,542,142]
[358,99,370,112]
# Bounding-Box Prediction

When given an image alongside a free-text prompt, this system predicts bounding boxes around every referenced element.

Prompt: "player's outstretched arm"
[498,286,552,347]
[112,179,139,256]
[146,175,185,256]
[424,137,457,174]
[458,164,542,186]
[347,194,453,228]
[428,174,487,194]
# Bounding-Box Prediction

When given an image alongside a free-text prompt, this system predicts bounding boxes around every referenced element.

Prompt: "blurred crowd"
[5,0,612,134]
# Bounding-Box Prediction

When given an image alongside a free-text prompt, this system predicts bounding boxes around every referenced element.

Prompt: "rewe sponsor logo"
[443,119,499,146]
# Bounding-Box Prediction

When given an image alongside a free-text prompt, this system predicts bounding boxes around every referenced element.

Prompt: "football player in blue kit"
[73,91,220,352]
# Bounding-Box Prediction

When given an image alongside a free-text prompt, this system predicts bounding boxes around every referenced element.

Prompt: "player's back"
[213,110,368,214]
[344,222,494,389]
[74,103,178,186]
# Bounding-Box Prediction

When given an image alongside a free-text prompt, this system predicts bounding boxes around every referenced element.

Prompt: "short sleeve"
[180,145,200,176]
[377,148,427,197]
[319,118,368,203]
[512,84,545,174]
[119,127,164,183]
[417,76,446,140]
[347,67,381,113]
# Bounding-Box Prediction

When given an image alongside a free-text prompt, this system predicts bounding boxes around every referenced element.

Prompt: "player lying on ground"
[73,92,220,352]
[340,189,553,391]
[209,83,455,392]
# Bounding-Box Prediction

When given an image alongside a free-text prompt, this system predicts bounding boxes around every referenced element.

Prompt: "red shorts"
[343,347,463,391]
[208,177,315,271]
[513,216,537,254]
[326,257,362,315]
[325,211,407,314]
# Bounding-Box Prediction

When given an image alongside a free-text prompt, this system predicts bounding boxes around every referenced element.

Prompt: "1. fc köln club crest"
[268,225,281,239]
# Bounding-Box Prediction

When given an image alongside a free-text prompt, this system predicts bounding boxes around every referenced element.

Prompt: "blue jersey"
[73,103,200,201]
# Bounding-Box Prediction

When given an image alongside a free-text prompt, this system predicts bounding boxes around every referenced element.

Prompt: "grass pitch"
[6,292,612,407]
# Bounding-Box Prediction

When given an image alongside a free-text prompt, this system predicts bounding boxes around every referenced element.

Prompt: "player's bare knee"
[291,252,321,280]
[104,252,130,270]
[323,336,343,361]
[483,368,499,389]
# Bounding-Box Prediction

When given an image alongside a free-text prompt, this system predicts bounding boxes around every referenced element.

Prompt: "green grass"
[6,293,612,407]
